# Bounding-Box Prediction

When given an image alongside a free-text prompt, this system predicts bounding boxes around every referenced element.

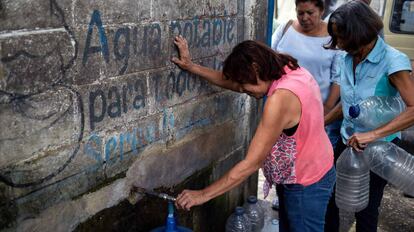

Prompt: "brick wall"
[0,0,268,231]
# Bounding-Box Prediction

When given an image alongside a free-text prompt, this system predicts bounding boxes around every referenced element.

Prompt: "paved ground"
[377,186,414,232]
[257,169,414,232]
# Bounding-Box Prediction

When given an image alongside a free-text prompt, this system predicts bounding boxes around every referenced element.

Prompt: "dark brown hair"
[295,0,325,11]
[223,40,299,84]
[325,0,383,51]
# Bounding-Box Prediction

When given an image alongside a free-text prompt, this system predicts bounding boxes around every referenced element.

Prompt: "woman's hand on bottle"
[171,35,193,71]
[175,189,209,211]
[347,131,378,152]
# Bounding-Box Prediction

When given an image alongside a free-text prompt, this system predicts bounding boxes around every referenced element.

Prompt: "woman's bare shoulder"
[266,88,300,110]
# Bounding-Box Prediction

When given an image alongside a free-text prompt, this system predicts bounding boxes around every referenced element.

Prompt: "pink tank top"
[262,66,334,198]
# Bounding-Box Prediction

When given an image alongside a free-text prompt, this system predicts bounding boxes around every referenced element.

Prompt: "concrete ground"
[257,169,414,232]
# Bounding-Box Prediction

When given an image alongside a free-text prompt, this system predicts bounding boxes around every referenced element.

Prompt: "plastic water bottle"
[262,219,279,232]
[225,206,252,232]
[335,147,370,212]
[271,196,279,211]
[349,96,405,131]
[150,201,193,232]
[363,141,414,196]
[243,196,264,232]
[165,201,177,232]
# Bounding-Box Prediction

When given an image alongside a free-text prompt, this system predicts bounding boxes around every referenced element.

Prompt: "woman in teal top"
[324,1,414,232]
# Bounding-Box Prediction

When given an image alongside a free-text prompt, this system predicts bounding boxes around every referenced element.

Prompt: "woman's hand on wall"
[171,35,194,71]
[171,35,241,92]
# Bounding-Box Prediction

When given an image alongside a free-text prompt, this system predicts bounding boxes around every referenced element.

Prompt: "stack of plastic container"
[243,196,264,232]
[347,95,414,196]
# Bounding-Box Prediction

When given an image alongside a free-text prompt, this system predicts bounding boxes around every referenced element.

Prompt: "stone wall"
[0,0,268,231]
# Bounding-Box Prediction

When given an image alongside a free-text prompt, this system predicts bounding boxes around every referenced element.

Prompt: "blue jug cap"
[349,104,360,118]
[271,219,279,225]
[247,195,258,204]
[235,206,245,215]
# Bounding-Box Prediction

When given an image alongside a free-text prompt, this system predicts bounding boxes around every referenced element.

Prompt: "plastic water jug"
[225,206,252,232]
[262,218,279,232]
[363,141,414,196]
[243,196,264,232]
[336,147,370,212]
[150,201,192,232]
[349,96,405,131]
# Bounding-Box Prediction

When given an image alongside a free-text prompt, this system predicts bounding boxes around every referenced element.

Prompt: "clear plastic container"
[335,147,370,212]
[261,218,279,232]
[271,196,279,211]
[243,196,264,232]
[363,141,414,196]
[225,206,252,232]
[349,96,405,131]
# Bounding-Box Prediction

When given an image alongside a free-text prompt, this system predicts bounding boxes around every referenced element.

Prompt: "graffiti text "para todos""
[89,78,146,130]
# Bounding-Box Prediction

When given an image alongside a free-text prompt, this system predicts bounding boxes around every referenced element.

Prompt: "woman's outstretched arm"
[175,89,301,210]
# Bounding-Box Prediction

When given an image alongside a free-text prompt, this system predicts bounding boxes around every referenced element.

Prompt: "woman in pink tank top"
[172,35,335,232]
